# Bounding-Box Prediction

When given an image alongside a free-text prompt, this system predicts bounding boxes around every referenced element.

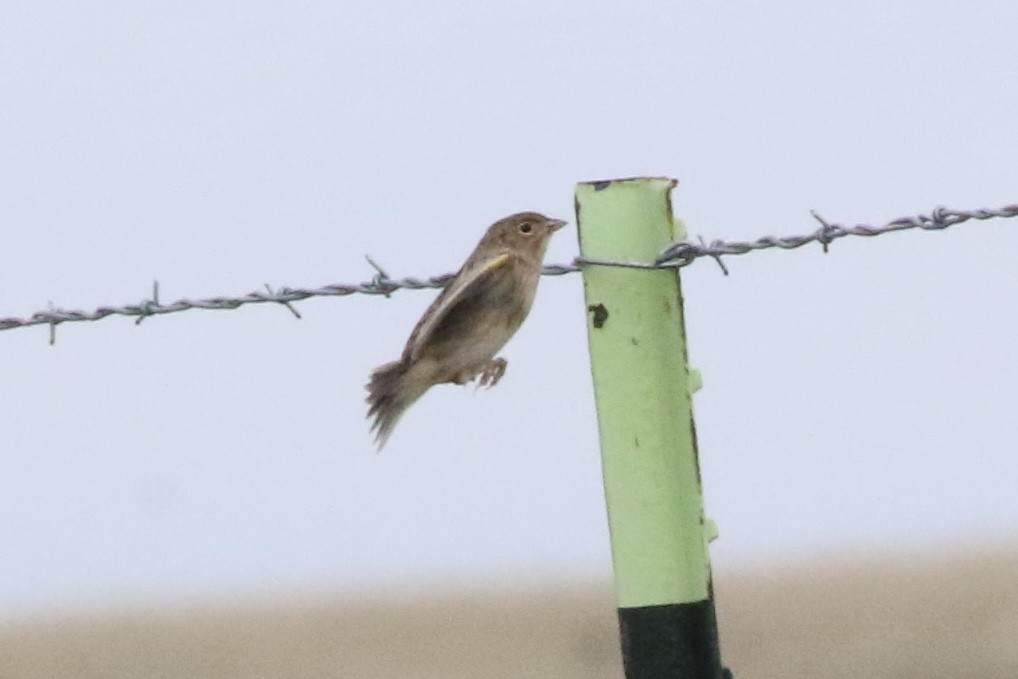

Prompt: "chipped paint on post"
[587,303,609,329]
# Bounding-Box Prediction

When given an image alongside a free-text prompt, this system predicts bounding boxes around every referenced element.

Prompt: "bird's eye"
[519,222,533,234]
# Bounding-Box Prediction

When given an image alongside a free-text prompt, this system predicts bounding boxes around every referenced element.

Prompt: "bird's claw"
[475,357,507,390]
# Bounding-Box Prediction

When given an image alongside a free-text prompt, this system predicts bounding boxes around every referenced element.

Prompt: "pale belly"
[418,303,529,385]
[445,313,518,374]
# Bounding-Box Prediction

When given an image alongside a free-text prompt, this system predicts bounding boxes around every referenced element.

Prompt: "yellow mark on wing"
[475,251,511,275]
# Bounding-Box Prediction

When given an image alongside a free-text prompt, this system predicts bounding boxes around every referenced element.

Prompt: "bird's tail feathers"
[365,360,425,450]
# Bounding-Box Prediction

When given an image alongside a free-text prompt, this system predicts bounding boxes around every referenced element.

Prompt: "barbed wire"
[2,203,1015,344]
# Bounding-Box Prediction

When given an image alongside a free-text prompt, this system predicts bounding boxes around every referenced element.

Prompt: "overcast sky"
[3,1,1017,621]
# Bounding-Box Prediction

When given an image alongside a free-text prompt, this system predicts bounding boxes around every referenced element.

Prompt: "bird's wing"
[406,250,512,361]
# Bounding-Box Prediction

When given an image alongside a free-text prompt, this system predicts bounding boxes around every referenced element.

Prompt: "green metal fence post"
[575,177,727,678]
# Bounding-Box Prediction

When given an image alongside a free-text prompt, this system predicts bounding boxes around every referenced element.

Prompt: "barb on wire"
[1,203,1015,340]
[135,281,161,326]
[263,284,302,319]
[46,301,57,346]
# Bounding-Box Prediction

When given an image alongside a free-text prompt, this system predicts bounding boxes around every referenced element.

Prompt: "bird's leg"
[449,357,508,388]
[475,357,508,389]
[449,363,487,386]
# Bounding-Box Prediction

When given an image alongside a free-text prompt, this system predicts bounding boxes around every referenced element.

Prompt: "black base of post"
[617,599,730,679]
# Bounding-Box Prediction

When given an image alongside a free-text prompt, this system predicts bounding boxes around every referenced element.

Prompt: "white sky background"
[2,2,1017,620]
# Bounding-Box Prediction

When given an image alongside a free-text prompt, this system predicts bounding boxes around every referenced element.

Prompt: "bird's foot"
[475,357,507,390]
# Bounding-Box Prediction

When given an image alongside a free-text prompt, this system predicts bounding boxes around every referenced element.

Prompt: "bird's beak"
[546,218,567,232]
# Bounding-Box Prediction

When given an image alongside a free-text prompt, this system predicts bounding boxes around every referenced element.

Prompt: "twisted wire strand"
[651,204,1018,268]
[2,204,1014,342]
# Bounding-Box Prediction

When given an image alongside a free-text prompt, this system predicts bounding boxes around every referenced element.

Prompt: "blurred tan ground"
[2,549,1016,679]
